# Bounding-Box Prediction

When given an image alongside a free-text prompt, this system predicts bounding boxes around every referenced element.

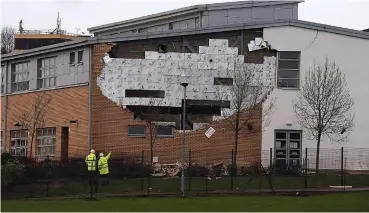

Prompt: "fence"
[1,147,369,199]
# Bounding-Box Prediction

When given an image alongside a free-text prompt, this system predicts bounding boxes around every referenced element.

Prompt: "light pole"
[180,82,188,197]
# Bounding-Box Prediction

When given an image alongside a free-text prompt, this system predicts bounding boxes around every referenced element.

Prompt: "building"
[15,15,89,51]
[2,0,369,169]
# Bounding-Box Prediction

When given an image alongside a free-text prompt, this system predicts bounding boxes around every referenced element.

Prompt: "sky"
[0,0,368,35]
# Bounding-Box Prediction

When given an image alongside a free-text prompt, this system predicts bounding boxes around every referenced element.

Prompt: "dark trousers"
[88,171,99,194]
[100,173,109,186]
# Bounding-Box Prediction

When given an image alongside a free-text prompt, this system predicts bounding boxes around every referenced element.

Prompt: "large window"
[277,51,301,89]
[11,62,30,92]
[36,128,56,157]
[128,126,146,137]
[38,57,57,89]
[10,130,28,156]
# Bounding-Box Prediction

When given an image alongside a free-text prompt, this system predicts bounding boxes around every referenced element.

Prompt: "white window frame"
[10,130,28,156]
[36,128,56,157]
[11,62,30,92]
[38,57,57,89]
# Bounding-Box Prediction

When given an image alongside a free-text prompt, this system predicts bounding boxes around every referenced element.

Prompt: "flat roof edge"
[87,0,304,33]
[92,19,369,44]
[1,40,89,61]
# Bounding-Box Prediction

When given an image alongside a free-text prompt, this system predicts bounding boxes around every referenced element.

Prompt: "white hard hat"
[90,149,95,153]
[100,153,104,157]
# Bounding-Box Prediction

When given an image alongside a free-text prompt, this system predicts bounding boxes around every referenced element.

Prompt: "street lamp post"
[180,82,188,197]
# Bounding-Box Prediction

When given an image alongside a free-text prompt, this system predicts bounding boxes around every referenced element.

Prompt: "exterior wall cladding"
[263,26,369,170]
[91,30,276,165]
[1,47,91,158]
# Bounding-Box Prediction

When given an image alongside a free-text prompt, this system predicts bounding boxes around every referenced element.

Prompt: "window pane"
[39,79,44,88]
[78,51,83,62]
[70,52,75,64]
[128,126,145,136]
[279,52,300,60]
[278,60,300,70]
[49,68,55,76]
[278,70,299,79]
[277,79,299,88]
[21,130,27,138]
[11,148,15,155]
[45,59,49,68]
[44,78,49,88]
[44,69,49,77]
[276,132,286,139]
[290,133,301,140]
[157,127,173,137]
[11,140,15,147]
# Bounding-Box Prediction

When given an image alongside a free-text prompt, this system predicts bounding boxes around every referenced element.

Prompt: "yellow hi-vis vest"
[85,153,96,171]
[98,152,111,175]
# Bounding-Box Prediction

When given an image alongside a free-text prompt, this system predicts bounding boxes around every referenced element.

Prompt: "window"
[77,51,83,63]
[10,130,28,156]
[125,89,165,98]
[11,62,30,92]
[128,126,146,137]
[38,57,57,89]
[214,77,233,85]
[69,52,75,65]
[277,51,301,89]
[156,127,174,138]
[1,65,5,93]
[274,130,302,167]
[36,128,56,157]
[169,23,173,30]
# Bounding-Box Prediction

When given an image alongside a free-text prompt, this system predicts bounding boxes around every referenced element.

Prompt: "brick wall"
[91,30,275,165]
[1,86,89,158]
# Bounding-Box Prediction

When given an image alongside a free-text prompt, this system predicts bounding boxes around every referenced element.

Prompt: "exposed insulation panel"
[97,39,276,111]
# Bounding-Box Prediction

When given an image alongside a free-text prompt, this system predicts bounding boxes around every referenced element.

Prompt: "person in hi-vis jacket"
[98,152,111,186]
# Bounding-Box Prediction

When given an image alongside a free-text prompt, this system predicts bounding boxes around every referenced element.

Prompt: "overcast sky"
[1,0,368,34]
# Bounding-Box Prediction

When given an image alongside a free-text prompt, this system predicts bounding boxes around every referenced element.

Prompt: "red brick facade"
[1,86,89,158]
[90,29,272,165]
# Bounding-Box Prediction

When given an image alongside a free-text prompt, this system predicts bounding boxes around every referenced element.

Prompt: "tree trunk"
[29,133,34,159]
[233,113,240,166]
[316,133,321,174]
[149,123,154,167]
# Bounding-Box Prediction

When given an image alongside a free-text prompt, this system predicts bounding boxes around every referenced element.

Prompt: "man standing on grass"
[98,151,112,186]
[85,149,98,196]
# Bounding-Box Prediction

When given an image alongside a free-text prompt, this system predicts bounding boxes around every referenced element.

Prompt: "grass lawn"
[5,174,369,199]
[2,192,369,212]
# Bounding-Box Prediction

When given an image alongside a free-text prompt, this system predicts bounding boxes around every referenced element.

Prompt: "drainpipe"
[88,46,92,152]
[3,62,9,152]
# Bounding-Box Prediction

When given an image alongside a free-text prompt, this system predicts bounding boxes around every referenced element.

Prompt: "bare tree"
[293,58,354,173]
[215,62,276,166]
[15,92,53,158]
[1,26,16,54]
[137,98,168,166]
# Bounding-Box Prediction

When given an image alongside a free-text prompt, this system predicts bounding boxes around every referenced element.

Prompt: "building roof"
[1,39,89,61]
[364,28,369,32]
[3,19,369,62]
[91,19,369,43]
[87,0,304,34]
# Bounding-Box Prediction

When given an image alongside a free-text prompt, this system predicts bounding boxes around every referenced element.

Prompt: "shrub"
[1,158,25,187]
